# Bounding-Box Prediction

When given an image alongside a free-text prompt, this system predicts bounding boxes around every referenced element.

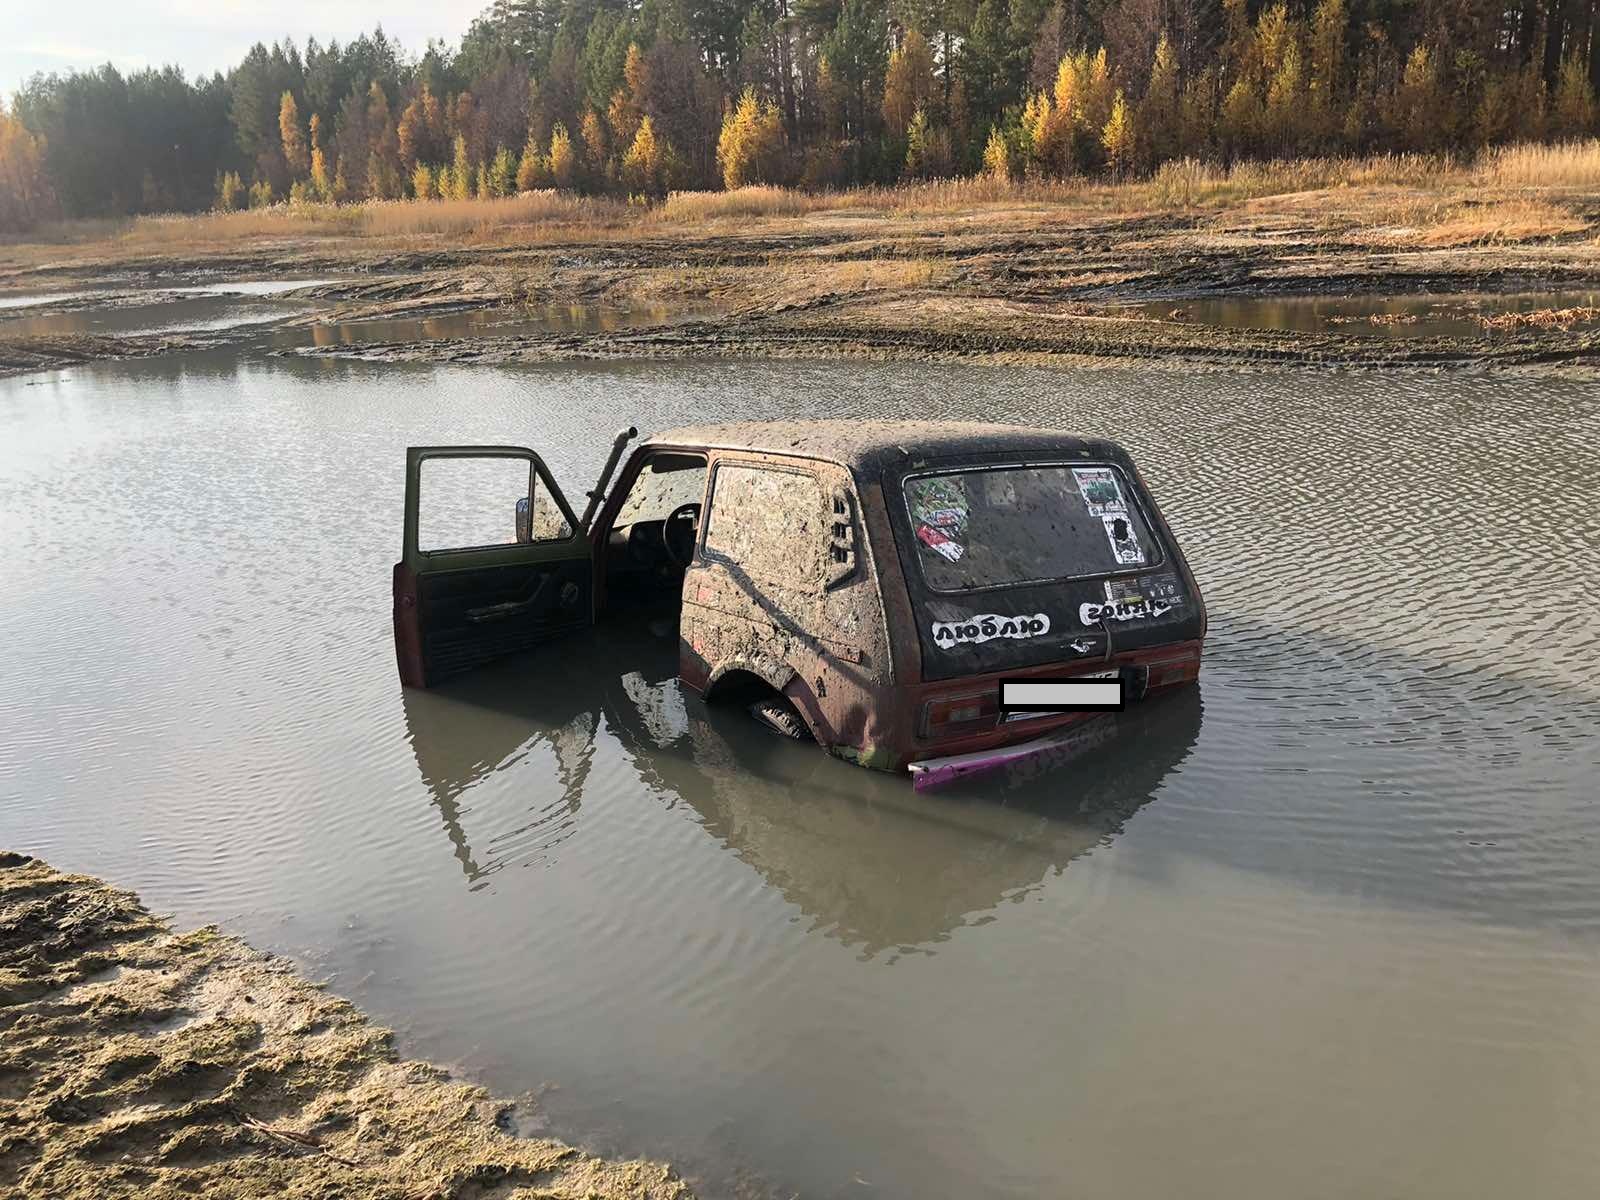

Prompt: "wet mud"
[6,209,1600,375]
[0,852,691,1199]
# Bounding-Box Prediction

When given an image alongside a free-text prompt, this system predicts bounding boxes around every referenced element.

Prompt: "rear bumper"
[901,639,1203,778]
[908,717,1123,790]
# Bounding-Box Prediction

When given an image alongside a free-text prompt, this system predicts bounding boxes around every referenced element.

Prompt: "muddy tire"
[749,697,811,740]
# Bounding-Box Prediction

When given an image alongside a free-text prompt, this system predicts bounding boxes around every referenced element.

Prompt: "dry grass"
[655,185,836,222]
[7,139,1600,261]
[1477,305,1600,331]
[1416,197,1586,246]
[357,190,624,236]
[1481,139,1600,188]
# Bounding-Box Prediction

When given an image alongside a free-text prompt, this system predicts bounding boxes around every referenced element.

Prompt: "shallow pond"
[2,326,1599,1198]
[1126,290,1600,338]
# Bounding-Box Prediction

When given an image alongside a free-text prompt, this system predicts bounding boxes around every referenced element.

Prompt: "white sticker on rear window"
[1101,512,1146,565]
[1073,467,1127,517]
[932,612,1050,647]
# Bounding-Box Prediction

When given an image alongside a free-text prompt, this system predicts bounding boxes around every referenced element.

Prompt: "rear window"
[902,464,1159,591]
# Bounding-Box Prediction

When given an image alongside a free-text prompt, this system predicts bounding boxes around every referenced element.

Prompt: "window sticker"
[932,612,1051,647]
[1079,579,1172,626]
[1072,466,1127,517]
[916,523,965,562]
[1101,512,1146,565]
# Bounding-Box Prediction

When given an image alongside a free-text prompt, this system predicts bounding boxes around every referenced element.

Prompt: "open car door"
[394,446,591,688]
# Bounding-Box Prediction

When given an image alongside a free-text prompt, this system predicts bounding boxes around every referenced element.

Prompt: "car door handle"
[465,572,553,623]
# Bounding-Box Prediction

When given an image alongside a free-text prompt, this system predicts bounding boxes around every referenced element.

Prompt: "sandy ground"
[4,192,1600,377]
[0,852,693,1199]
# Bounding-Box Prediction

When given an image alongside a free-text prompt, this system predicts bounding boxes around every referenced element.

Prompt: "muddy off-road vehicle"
[393,421,1205,786]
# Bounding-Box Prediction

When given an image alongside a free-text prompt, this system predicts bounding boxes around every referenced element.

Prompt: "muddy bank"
[0,852,692,1199]
[279,291,1600,373]
[6,201,1600,375]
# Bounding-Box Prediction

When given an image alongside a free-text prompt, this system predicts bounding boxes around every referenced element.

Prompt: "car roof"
[643,420,1120,472]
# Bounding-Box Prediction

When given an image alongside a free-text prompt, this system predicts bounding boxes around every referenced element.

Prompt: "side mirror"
[515,496,532,544]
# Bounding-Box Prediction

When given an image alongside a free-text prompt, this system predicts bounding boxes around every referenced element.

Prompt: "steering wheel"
[661,502,701,569]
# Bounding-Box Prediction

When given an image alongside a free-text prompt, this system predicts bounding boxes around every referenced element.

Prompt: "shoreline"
[5,184,1600,379]
[0,852,693,1198]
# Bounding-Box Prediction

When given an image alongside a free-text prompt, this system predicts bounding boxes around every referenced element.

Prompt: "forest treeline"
[3,0,1600,231]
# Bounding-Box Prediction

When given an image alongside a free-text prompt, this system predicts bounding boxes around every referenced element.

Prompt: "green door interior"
[393,446,592,688]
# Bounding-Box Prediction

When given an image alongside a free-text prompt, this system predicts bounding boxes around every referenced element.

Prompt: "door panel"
[395,446,591,688]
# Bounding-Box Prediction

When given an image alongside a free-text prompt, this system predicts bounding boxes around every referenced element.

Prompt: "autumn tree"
[883,29,938,136]
[0,109,56,232]
[622,114,673,196]
[1139,34,1180,166]
[1102,89,1135,178]
[1551,53,1598,138]
[544,124,574,189]
[308,113,330,198]
[279,92,308,178]
[718,88,785,188]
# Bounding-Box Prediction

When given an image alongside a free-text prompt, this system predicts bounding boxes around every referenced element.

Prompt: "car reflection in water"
[401,626,1203,955]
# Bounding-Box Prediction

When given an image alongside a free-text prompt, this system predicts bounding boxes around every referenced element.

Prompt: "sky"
[1,0,488,103]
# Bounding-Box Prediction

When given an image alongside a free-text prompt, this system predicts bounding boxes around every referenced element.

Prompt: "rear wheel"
[749,697,811,740]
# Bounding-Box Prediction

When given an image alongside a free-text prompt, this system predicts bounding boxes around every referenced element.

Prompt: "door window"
[703,463,825,587]
[418,455,571,553]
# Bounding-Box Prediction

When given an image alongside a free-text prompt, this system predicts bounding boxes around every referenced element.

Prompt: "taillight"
[922,690,999,738]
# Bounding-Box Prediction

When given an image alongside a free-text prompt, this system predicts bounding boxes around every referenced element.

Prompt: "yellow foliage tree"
[215,170,244,212]
[516,134,549,190]
[717,88,784,189]
[1139,34,1180,166]
[548,124,577,189]
[1551,53,1598,139]
[448,134,473,200]
[0,110,55,232]
[308,113,330,199]
[1102,90,1136,179]
[279,92,308,178]
[622,115,671,196]
[882,29,937,137]
[580,109,608,185]
[982,126,1014,180]
[411,161,435,200]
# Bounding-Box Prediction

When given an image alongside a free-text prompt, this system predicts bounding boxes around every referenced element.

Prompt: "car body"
[393,419,1206,783]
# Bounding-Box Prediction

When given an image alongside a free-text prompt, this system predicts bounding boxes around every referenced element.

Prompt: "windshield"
[902,463,1160,591]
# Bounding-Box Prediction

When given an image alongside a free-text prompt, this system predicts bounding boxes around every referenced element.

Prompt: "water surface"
[2,336,1598,1198]
[1126,290,1600,337]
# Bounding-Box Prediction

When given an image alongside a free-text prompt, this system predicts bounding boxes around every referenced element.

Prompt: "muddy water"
[2,329,1599,1198]
[1128,290,1600,337]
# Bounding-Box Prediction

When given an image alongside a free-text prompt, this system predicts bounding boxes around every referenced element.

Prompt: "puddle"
[285,302,728,349]
[1123,292,1600,338]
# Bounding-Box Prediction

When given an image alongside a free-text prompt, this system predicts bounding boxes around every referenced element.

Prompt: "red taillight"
[922,690,999,737]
